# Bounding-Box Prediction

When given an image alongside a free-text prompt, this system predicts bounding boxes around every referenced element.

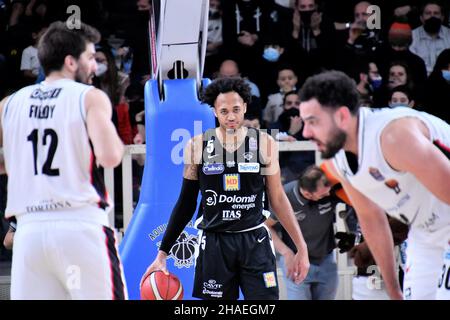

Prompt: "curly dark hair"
[299,70,360,114]
[201,77,252,107]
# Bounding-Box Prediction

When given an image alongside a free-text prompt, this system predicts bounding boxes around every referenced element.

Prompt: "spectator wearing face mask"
[410,1,450,75]
[374,61,419,108]
[350,60,382,108]
[93,45,132,144]
[281,0,336,80]
[388,85,415,109]
[252,35,293,105]
[375,22,427,102]
[221,0,277,81]
[263,67,298,128]
[423,48,450,123]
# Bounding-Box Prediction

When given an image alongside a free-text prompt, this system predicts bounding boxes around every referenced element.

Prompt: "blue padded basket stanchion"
[119,78,214,300]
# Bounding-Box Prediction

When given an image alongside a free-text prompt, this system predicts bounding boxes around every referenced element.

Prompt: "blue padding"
[119,78,214,300]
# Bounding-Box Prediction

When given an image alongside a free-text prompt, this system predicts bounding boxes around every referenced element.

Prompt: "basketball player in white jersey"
[0,21,127,299]
[298,71,450,300]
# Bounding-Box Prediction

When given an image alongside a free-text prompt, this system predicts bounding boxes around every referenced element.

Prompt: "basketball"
[140,271,183,300]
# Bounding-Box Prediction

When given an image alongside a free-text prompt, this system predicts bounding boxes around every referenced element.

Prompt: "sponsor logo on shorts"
[222,210,241,221]
[257,236,266,243]
[202,163,224,175]
[238,162,260,173]
[202,279,223,298]
[223,174,240,191]
[263,272,277,288]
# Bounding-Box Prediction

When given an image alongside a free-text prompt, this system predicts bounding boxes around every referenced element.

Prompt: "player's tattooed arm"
[183,163,199,180]
[183,135,201,180]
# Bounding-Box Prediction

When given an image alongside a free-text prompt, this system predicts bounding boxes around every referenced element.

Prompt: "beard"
[318,126,347,159]
[75,68,94,85]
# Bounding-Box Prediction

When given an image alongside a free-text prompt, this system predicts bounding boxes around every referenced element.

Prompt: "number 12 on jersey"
[27,128,60,176]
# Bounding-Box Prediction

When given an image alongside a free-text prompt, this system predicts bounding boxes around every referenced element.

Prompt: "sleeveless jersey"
[2,78,110,220]
[195,128,268,232]
[332,107,450,231]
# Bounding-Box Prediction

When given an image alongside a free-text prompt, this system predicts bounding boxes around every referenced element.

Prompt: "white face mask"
[95,63,108,77]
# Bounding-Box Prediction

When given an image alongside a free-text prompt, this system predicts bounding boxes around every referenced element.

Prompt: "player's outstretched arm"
[85,88,124,168]
[326,161,403,300]
[381,118,450,205]
[262,133,309,284]
[140,137,201,288]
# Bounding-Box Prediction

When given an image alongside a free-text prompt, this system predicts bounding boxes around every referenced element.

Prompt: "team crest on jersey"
[243,152,254,161]
[238,162,260,173]
[384,179,401,194]
[369,167,385,181]
[263,272,277,288]
[223,174,240,191]
[249,137,258,151]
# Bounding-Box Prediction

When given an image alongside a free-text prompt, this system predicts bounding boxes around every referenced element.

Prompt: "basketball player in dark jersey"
[141,77,309,299]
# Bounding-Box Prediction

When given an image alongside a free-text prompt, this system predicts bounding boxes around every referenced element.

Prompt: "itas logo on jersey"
[202,163,224,175]
[263,272,277,288]
[222,210,241,221]
[223,174,240,191]
[238,162,260,173]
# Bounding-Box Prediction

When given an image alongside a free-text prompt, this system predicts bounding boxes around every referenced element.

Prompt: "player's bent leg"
[11,221,69,299]
[403,227,442,300]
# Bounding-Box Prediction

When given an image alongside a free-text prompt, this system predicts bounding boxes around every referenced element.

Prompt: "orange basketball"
[140,271,184,300]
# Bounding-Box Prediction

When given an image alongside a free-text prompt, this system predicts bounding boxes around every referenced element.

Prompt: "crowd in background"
[0,0,448,299]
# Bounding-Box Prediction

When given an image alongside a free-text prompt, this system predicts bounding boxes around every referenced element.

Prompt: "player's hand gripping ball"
[140,270,183,300]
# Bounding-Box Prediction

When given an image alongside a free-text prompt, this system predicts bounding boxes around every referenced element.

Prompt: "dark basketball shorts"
[192,225,279,300]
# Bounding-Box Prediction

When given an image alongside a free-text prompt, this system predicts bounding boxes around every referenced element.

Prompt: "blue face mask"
[263,47,280,62]
[442,70,450,82]
[370,76,383,90]
[389,102,406,108]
